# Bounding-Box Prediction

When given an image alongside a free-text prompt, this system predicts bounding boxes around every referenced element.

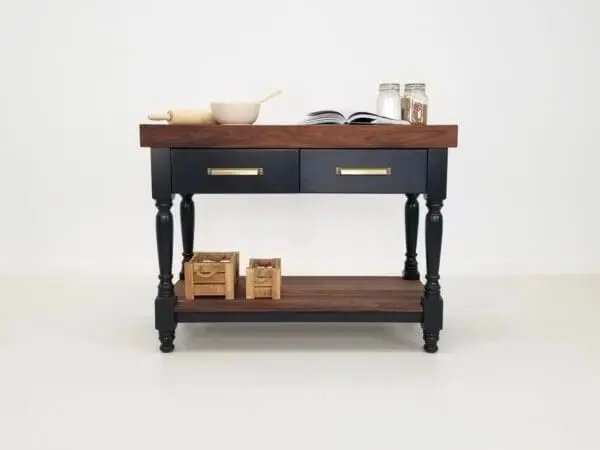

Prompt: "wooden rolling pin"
[148,109,215,125]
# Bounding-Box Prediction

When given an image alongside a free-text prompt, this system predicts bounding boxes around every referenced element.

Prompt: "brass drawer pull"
[335,167,392,176]
[207,168,264,176]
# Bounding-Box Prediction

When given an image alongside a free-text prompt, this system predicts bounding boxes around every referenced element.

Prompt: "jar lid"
[379,83,400,91]
[405,83,426,90]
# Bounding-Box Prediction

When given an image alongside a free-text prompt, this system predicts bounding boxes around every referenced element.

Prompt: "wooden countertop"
[139,124,458,149]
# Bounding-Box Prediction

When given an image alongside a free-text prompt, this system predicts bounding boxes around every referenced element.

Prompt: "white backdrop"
[0,0,598,276]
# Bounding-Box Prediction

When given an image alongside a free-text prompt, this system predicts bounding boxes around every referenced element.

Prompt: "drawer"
[300,150,427,193]
[171,149,299,194]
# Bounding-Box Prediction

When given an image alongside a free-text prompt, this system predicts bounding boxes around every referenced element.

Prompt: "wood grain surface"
[140,124,458,149]
[174,276,423,313]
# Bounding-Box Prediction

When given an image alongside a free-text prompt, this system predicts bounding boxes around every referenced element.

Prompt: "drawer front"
[171,149,299,194]
[300,150,427,193]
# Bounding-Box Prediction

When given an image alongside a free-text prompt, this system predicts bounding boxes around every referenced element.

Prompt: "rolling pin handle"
[148,112,172,122]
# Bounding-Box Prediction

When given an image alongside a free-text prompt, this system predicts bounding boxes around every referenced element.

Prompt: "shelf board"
[174,276,423,313]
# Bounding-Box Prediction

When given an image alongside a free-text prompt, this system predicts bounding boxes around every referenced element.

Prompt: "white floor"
[1,274,599,450]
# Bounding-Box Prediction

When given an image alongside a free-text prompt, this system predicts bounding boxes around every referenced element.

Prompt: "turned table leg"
[152,148,177,353]
[403,194,420,280]
[179,194,195,280]
[423,198,443,353]
[155,198,175,352]
[422,149,447,353]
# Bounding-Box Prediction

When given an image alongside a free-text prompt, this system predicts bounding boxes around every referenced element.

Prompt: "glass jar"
[376,83,402,120]
[402,83,428,124]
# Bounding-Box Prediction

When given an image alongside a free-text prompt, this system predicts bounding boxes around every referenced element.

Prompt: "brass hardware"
[207,168,264,176]
[335,167,392,176]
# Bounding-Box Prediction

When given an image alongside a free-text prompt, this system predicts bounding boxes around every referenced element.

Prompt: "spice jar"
[402,83,428,124]
[376,83,402,120]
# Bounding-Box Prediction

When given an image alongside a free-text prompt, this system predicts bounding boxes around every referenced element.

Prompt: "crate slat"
[183,251,239,300]
[246,258,281,300]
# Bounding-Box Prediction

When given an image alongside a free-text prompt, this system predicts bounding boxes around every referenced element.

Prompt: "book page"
[303,110,346,124]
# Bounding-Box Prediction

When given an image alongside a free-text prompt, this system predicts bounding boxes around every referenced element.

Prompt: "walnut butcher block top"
[139,124,458,149]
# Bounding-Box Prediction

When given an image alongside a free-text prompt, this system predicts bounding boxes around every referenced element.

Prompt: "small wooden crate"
[183,251,239,300]
[246,258,281,300]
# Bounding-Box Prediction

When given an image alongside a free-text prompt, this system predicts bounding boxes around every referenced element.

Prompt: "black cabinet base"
[150,147,449,355]
[160,319,440,353]
[162,313,441,353]
[177,311,423,323]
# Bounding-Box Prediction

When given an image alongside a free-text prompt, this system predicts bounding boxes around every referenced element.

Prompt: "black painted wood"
[147,145,451,353]
[170,149,299,193]
[177,311,423,323]
[403,194,420,280]
[422,148,447,353]
[155,198,174,298]
[179,194,194,281]
[300,149,427,193]
[150,148,172,199]
[155,198,176,353]
[422,330,439,353]
[151,148,177,353]
[158,330,176,353]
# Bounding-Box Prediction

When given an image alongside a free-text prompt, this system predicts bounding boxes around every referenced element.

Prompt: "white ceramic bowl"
[210,102,260,125]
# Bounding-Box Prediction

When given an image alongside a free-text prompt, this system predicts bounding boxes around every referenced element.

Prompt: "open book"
[302,110,410,125]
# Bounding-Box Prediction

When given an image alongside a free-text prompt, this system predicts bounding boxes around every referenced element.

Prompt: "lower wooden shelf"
[174,276,423,323]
